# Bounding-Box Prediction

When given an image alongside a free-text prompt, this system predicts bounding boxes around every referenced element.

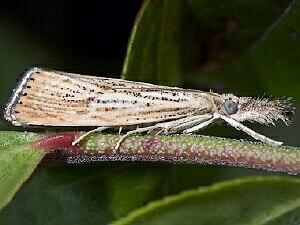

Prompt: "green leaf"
[0,164,113,225]
[0,161,169,225]
[122,0,183,85]
[105,164,169,219]
[112,176,300,225]
[0,132,44,210]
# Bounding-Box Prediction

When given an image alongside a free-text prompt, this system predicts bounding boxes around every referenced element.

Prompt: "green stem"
[50,133,300,175]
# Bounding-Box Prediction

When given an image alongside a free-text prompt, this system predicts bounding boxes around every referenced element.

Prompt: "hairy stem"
[37,132,300,175]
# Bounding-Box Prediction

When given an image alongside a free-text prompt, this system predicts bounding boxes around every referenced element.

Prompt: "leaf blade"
[122,0,183,86]
[111,176,300,225]
[0,131,44,210]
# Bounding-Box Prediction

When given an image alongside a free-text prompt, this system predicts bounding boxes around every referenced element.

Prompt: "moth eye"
[224,100,238,115]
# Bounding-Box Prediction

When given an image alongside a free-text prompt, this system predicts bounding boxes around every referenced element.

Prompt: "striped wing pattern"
[5,68,212,127]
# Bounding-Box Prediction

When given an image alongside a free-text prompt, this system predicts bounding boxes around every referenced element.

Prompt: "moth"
[4,67,294,149]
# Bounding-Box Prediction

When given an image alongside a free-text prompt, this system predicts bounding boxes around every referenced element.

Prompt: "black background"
[1,0,142,74]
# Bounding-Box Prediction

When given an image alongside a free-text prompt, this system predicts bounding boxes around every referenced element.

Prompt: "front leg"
[153,114,212,134]
[168,114,213,133]
[156,116,203,131]
[183,113,219,134]
[218,114,282,146]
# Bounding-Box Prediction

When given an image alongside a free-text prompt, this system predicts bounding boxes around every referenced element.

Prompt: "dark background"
[0,0,141,121]
[1,0,141,70]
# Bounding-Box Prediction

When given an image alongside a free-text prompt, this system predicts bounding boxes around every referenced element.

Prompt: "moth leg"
[169,114,212,133]
[115,125,159,150]
[153,115,211,135]
[155,117,206,134]
[145,116,200,135]
[218,114,283,146]
[72,127,108,146]
[183,114,219,134]
[155,129,164,135]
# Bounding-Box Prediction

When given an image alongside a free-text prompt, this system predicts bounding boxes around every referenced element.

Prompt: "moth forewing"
[4,67,38,124]
[4,68,213,127]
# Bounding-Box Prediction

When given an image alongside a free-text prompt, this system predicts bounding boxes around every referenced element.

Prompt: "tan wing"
[4,67,213,127]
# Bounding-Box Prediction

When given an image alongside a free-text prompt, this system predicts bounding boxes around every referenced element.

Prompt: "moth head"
[221,94,239,116]
[223,95,295,126]
[212,93,239,116]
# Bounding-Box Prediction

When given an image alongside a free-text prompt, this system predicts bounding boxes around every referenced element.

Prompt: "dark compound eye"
[224,100,238,115]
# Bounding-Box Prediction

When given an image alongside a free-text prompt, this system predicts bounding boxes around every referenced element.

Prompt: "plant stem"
[37,132,300,175]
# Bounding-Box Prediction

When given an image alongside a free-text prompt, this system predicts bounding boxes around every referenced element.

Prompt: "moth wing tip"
[3,67,42,124]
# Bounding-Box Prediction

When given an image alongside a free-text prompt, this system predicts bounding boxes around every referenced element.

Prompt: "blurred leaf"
[0,161,168,225]
[183,0,300,100]
[122,0,300,216]
[112,176,300,225]
[0,164,112,225]
[0,131,43,210]
[105,164,169,219]
[122,0,183,85]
